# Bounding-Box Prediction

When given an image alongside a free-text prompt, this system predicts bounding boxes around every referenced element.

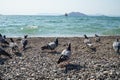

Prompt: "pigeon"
[57,43,71,64]
[83,35,96,51]
[113,38,120,54]
[0,48,12,59]
[9,38,19,53]
[41,38,58,51]
[83,34,92,47]
[83,34,91,44]
[0,34,9,45]
[95,34,100,42]
[21,35,28,51]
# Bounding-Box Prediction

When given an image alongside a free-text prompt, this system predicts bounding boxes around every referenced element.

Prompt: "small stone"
[67,77,71,80]
[21,67,26,70]
[103,71,109,75]
[53,70,57,73]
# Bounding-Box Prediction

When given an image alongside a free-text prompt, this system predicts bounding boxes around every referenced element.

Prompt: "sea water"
[0,15,120,37]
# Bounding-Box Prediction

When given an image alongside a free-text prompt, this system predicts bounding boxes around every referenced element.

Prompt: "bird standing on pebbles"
[83,34,92,47]
[57,43,71,66]
[21,35,28,51]
[113,38,120,54]
[95,34,100,42]
[83,35,96,51]
[9,38,19,53]
[0,34,9,46]
[41,38,58,51]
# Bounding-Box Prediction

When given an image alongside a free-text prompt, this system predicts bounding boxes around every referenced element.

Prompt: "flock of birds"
[0,33,120,67]
[0,34,28,59]
[41,34,120,67]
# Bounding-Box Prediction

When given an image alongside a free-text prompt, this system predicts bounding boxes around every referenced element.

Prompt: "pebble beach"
[0,36,120,80]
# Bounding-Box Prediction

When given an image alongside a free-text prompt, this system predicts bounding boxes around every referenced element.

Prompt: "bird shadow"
[64,63,83,74]
[90,47,96,52]
[14,52,22,57]
[86,47,96,52]
[48,51,61,55]
[0,58,8,65]
[23,46,32,51]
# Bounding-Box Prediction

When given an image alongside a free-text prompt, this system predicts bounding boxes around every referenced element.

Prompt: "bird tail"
[57,59,61,64]
[57,55,62,64]
[57,55,68,64]
[116,46,120,54]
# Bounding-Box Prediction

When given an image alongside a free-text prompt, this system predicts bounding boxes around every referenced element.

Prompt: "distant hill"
[66,12,87,16]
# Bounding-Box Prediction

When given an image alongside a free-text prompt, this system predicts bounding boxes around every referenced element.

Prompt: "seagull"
[113,38,120,54]
[57,43,71,64]
[9,38,19,53]
[21,35,28,51]
[95,34,100,42]
[0,48,12,59]
[41,38,58,51]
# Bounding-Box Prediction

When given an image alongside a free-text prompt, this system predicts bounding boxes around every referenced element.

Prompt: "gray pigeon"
[95,34,100,42]
[9,38,19,53]
[41,38,58,50]
[21,35,28,51]
[57,43,71,64]
[0,34,9,46]
[83,34,93,47]
[113,38,120,54]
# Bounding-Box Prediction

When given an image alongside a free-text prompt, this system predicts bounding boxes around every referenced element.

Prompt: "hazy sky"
[0,0,120,16]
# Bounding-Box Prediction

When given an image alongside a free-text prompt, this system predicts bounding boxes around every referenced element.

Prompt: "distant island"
[64,12,87,16]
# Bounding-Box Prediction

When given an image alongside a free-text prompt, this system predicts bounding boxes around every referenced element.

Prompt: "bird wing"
[61,49,71,57]
[57,55,69,64]
[48,42,56,49]
[23,40,28,46]
[113,42,119,51]
[9,42,18,48]
[84,39,91,44]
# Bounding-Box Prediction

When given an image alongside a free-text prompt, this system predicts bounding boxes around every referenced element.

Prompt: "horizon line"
[0,13,120,17]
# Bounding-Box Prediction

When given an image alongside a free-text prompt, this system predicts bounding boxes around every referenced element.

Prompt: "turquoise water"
[0,15,120,37]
